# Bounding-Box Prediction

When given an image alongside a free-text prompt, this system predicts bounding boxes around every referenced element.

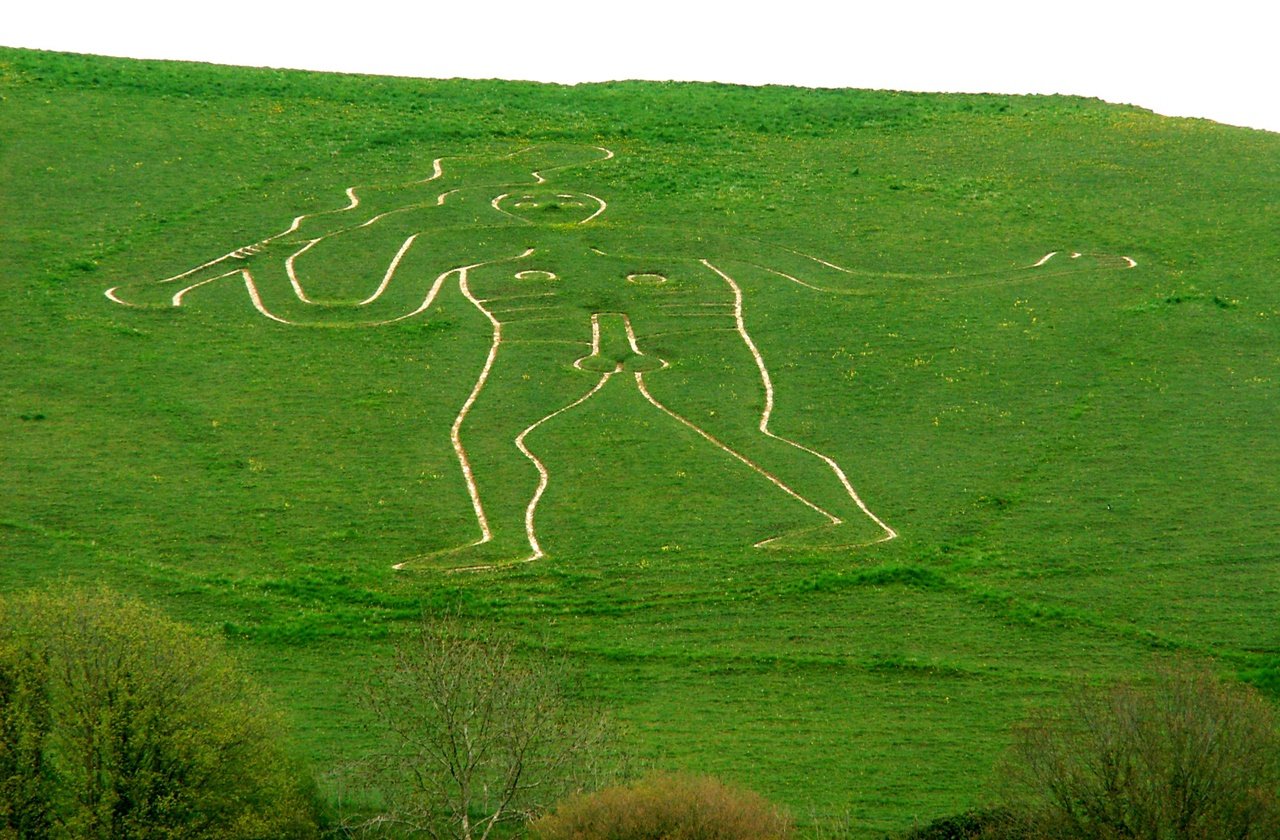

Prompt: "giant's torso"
[466,247,735,343]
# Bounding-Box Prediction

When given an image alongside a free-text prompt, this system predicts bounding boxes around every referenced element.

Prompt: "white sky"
[5,1,1278,134]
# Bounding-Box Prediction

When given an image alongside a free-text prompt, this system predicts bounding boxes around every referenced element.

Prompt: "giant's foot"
[754,515,895,553]
[392,538,540,573]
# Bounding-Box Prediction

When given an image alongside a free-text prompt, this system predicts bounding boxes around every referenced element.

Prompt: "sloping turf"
[2,47,1277,835]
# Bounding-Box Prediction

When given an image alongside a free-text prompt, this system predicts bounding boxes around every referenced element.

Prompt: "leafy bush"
[994,660,1280,839]
[0,588,319,839]
[530,773,792,840]
[898,809,1010,839]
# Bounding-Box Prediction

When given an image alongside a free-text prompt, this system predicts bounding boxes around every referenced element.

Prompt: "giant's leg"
[637,261,896,551]
[396,303,607,571]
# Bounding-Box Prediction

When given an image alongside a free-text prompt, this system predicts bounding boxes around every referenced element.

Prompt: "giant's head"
[492,189,606,225]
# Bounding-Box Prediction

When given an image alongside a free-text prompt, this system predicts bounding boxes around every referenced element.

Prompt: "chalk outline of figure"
[105,144,1136,571]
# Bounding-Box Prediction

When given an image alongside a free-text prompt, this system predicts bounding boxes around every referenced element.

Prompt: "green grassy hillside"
[2,47,1277,835]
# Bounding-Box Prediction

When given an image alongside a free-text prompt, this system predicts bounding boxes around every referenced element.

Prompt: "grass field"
[2,47,1278,836]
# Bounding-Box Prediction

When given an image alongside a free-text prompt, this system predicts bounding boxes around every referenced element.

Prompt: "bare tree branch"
[336,614,617,839]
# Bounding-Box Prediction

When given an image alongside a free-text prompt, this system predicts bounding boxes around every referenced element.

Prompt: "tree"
[0,632,54,838]
[0,588,319,839]
[340,615,615,840]
[994,660,1280,839]
[530,772,793,840]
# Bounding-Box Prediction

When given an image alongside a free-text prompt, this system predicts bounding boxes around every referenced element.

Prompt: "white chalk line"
[172,268,241,305]
[634,374,835,522]
[572,313,669,372]
[172,248,536,575]
[764,267,827,292]
[657,312,734,319]
[103,287,135,306]
[580,192,607,224]
[761,249,1138,294]
[432,309,670,572]
[286,240,321,303]
[267,158,442,242]
[293,228,453,312]
[143,249,250,290]
[420,158,444,183]
[490,193,530,224]
[647,326,739,340]
[486,143,613,224]
[118,145,1142,567]
[506,338,592,347]
[755,261,1165,534]
[489,315,569,327]
[702,259,899,546]
[368,268,457,325]
[394,248,547,568]
[268,186,360,244]
[115,147,613,311]
[165,260,472,329]
[437,249,540,555]
[392,536,486,572]
[517,145,614,184]
[514,371,616,563]
[780,246,851,273]
[450,267,503,548]
[1035,250,1136,269]
[241,270,294,324]
[162,267,295,325]
[477,298,853,548]
[107,156,449,308]
[474,294,863,564]
[120,253,884,562]
[489,305,555,315]
[104,146,618,572]
[491,191,607,225]
[477,291,559,304]
[360,234,420,305]
[307,249,537,328]
[154,267,299,324]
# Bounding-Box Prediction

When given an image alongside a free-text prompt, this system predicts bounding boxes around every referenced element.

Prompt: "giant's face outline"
[493,189,606,225]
